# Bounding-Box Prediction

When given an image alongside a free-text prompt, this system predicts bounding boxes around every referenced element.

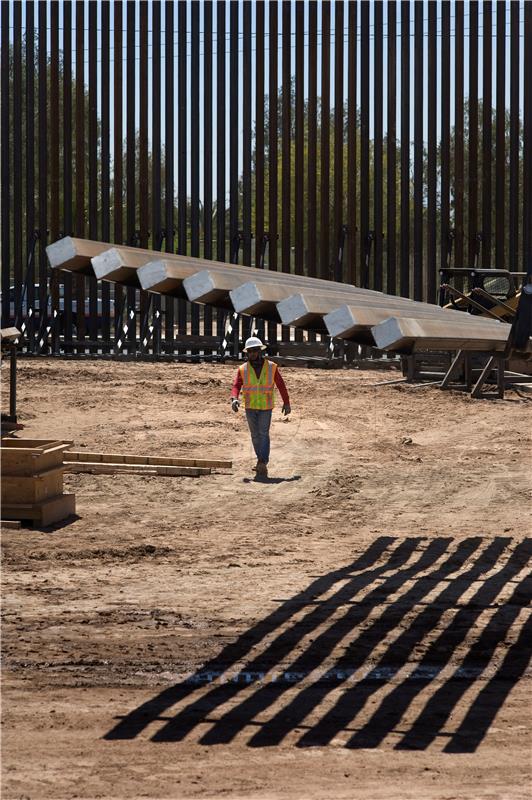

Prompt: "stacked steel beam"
[47,238,527,355]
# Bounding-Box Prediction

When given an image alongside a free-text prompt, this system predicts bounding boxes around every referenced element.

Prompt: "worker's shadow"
[243,475,302,484]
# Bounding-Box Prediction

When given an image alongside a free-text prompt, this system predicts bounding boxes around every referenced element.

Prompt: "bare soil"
[1,358,531,800]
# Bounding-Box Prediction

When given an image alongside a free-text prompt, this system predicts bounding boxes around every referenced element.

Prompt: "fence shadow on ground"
[104,535,531,751]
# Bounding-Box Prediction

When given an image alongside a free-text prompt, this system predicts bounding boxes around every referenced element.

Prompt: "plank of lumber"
[64,462,210,477]
[371,316,517,353]
[63,451,232,468]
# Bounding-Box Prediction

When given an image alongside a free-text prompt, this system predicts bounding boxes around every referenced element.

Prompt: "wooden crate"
[1,439,68,477]
[1,438,75,527]
[2,494,76,527]
[2,466,65,504]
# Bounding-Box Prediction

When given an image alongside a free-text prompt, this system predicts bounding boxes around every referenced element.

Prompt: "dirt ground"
[1,357,531,800]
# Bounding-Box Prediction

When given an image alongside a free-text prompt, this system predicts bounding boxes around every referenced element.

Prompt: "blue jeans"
[245,409,272,464]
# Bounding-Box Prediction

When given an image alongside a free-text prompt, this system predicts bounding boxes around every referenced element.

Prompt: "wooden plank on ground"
[64,451,231,468]
[64,462,210,477]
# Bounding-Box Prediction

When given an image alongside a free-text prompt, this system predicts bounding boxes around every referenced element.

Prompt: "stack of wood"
[1,439,75,527]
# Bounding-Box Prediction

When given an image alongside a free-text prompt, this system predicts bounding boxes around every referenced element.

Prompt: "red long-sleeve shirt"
[231,360,290,405]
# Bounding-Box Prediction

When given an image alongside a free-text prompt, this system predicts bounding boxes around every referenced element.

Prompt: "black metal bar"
[49,1,60,353]
[138,0,150,352]
[101,1,111,349]
[268,0,278,345]
[482,1,493,268]
[75,1,86,345]
[373,0,383,292]
[0,2,10,328]
[427,0,437,303]
[468,1,479,267]
[360,1,370,289]
[38,0,48,347]
[440,1,450,274]
[525,2,532,268]
[228,1,240,350]
[413,1,423,300]
[113,1,125,346]
[243,0,252,270]
[177,0,187,338]
[320,1,331,280]
[203,0,213,338]
[9,344,17,420]
[347,0,357,288]
[454,2,464,269]
[386,1,396,296]
[216,0,226,341]
[126,0,137,352]
[88,0,98,350]
[400,1,410,296]
[190,0,200,346]
[294,0,304,280]
[307,1,318,280]
[495,0,506,270]
[165,0,175,348]
[509,1,519,274]
[334,0,344,284]
[255,0,265,275]
[282,0,291,280]
[13,2,23,329]
[62,1,73,351]
[240,0,252,343]
[229,0,239,261]
[139,2,149,249]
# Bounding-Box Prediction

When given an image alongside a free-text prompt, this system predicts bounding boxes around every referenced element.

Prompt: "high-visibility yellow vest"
[239,359,277,410]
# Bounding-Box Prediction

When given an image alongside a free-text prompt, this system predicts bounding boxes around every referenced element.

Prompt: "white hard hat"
[243,336,267,351]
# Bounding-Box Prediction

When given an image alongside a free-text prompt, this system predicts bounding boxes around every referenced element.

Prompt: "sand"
[1,358,531,799]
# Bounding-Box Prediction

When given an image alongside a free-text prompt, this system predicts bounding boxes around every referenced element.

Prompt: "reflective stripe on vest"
[239,360,277,410]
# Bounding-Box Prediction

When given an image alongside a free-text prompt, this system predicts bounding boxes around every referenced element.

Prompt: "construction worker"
[231,336,291,477]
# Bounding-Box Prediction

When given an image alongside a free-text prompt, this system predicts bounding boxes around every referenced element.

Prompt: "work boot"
[256,461,268,478]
